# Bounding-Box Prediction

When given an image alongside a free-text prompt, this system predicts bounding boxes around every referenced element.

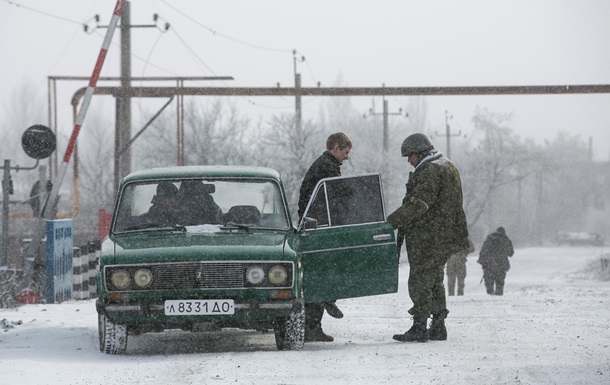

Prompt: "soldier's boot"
[393,316,428,342]
[324,301,344,319]
[304,326,334,342]
[428,313,448,341]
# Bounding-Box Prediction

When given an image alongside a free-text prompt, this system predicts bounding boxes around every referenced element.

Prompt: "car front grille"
[104,261,293,292]
[153,263,244,290]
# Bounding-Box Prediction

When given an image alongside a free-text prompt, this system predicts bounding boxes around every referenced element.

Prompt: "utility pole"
[92,1,160,187]
[366,88,406,154]
[117,1,132,183]
[435,110,461,159]
[365,89,407,186]
[293,50,304,132]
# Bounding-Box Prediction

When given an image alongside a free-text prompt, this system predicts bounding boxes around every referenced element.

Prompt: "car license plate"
[164,299,235,315]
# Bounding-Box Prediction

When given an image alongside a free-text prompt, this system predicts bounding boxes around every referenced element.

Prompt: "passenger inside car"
[178,180,223,225]
[224,205,261,225]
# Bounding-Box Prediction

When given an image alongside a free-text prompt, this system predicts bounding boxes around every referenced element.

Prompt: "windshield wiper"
[223,222,251,232]
[120,223,186,232]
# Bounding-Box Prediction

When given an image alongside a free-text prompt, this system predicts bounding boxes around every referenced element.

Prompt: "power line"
[159,0,292,53]
[171,27,219,77]
[1,0,83,25]
[435,110,463,159]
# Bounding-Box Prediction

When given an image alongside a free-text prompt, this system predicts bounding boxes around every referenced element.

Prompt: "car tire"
[98,314,128,354]
[274,307,305,351]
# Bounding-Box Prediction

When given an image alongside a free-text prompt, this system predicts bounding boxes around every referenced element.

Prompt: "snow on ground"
[1,247,609,385]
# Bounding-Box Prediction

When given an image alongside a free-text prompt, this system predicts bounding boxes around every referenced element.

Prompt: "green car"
[96,165,398,354]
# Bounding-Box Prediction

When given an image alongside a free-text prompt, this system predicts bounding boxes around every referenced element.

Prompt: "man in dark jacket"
[478,227,514,295]
[298,132,352,342]
[387,133,471,342]
[138,182,180,226]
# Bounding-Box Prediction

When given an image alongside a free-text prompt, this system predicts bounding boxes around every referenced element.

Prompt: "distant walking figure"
[446,251,468,296]
[478,227,514,295]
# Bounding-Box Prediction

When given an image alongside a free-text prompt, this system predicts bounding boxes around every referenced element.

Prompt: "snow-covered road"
[1,247,608,385]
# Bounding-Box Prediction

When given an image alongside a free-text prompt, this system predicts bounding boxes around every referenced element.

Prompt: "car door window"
[303,174,386,228]
[298,174,398,303]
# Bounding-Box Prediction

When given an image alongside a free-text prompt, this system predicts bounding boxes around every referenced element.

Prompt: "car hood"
[102,230,295,265]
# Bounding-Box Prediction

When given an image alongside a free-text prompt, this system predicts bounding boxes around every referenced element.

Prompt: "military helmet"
[400,133,433,157]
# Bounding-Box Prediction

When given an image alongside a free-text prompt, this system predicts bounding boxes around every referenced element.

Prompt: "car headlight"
[110,269,131,290]
[268,265,288,285]
[246,266,265,284]
[134,268,153,288]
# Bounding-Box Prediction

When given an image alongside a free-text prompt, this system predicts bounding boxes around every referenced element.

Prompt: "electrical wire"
[1,0,83,25]
[169,25,298,112]
[92,29,181,77]
[3,0,325,128]
[47,27,84,74]
[141,32,166,78]
[159,0,292,54]
[171,27,219,77]
[138,32,167,126]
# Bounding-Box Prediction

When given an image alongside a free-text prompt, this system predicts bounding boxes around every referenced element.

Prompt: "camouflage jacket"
[387,151,470,269]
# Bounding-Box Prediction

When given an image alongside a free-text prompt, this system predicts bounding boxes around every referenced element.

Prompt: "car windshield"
[112,178,290,233]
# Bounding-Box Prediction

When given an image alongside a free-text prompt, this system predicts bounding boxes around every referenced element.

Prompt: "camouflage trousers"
[407,265,448,318]
[446,263,466,296]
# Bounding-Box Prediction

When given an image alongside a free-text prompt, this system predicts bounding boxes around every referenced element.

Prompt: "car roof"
[121,165,282,184]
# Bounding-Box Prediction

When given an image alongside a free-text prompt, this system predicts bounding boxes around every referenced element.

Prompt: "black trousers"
[305,302,325,330]
[483,268,507,295]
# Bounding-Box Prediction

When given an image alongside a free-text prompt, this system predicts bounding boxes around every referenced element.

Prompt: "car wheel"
[98,314,128,354]
[274,307,305,351]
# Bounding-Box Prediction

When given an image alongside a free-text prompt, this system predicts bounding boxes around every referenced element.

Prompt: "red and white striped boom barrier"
[42,0,125,220]
[24,1,125,282]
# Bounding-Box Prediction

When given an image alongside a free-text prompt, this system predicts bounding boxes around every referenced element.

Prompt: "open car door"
[296,174,398,303]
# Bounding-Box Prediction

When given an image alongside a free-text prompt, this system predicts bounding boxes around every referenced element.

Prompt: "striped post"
[71,246,89,300]
[88,249,100,298]
[41,0,126,222]
[23,0,125,295]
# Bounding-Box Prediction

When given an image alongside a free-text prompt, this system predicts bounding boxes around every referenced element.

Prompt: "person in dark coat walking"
[478,227,514,295]
[387,133,471,343]
[298,132,352,342]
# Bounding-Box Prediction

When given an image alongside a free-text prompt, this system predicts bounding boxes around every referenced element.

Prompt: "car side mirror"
[303,217,318,231]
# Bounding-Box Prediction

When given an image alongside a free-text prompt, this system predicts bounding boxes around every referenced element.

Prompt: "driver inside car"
[137,182,180,227]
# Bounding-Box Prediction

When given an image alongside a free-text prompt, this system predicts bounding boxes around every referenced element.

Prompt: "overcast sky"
[2,0,610,160]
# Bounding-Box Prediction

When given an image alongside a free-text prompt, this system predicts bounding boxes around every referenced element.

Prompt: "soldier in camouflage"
[387,133,471,342]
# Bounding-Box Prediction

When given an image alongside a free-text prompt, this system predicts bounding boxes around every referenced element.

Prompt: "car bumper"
[98,300,297,314]
[96,299,303,325]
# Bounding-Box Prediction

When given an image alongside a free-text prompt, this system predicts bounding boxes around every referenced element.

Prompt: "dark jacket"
[298,151,342,219]
[387,151,470,269]
[478,230,514,272]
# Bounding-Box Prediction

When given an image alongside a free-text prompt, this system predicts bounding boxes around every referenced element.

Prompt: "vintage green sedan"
[96,165,398,354]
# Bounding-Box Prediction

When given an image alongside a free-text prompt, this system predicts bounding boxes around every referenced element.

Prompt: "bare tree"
[538,131,594,237]
[135,98,255,169]
[1,80,47,197]
[78,115,115,208]
[254,114,322,216]
[460,108,540,241]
